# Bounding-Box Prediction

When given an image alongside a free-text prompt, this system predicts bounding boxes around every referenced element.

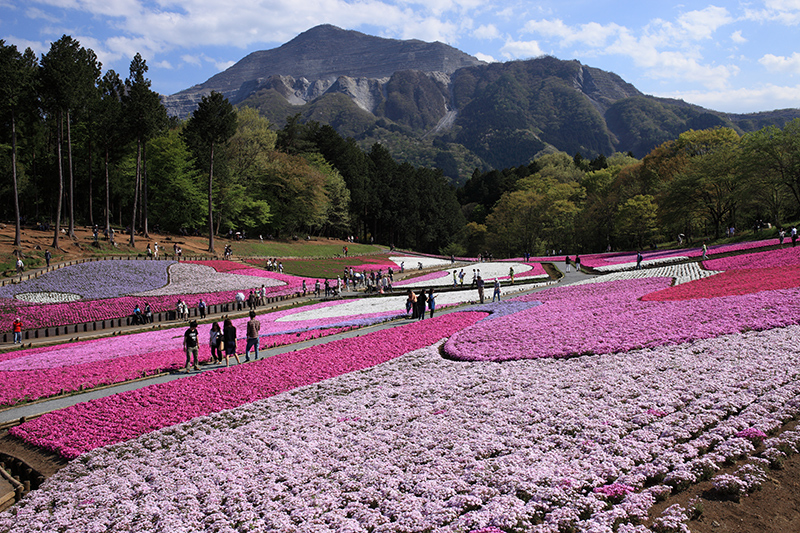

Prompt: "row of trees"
[460,121,800,257]
[0,37,463,254]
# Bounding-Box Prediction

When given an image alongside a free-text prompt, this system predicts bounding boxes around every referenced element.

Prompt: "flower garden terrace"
[2,241,800,532]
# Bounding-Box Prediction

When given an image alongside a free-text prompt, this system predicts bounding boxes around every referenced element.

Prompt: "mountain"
[162,25,800,183]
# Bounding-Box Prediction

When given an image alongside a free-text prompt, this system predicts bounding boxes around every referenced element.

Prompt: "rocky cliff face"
[161,24,484,118]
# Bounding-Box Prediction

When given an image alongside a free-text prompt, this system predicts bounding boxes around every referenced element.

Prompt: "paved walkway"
[0,266,595,426]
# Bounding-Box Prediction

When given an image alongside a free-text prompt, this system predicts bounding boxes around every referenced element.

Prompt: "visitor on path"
[209,322,223,364]
[575,255,581,272]
[477,275,485,304]
[244,311,261,361]
[12,317,22,345]
[428,289,436,318]
[198,298,207,319]
[235,292,245,311]
[702,241,708,260]
[45,250,51,268]
[406,289,416,317]
[636,252,643,270]
[509,266,515,284]
[779,229,785,245]
[416,289,428,320]
[183,320,200,372]
[223,318,240,367]
[565,256,571,273]
[492,278,501,302]
[144,302,153,323]
[792,227,797,247]
[459,269,465,286]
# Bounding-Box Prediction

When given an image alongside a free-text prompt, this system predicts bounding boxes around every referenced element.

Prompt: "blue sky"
[2,0,799,114]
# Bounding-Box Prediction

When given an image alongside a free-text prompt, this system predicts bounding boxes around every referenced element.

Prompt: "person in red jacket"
[12,317,22,345]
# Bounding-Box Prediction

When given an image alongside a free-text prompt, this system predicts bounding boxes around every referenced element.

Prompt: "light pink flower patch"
[443,277,800,361]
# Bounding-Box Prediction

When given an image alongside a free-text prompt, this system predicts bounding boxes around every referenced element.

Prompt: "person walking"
[209,322,223,364]
[492,278,501,302]
[575,255,581,272]
[183,320,200,372]
[198,298,207,319]
[244,311,261,361]
[44,250,51,268]
[223,318,240,367]
[636,252,643,270]
[144,302,153,324]
[12,317,22,345]
[565,256,571,273]
[701,241,708,260]
[477,275,485,304]
[509,266,515,284]
[428,289,436,318]
[416,289,428,320]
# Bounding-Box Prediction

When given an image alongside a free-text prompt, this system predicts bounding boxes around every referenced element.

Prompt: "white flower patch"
[575,263,721,286]
[390,256,453,269]
[594,256,688,272]
[132,263,283,297]
[398,262,540,289]
[14,292,82,304]
[277,284,540,322]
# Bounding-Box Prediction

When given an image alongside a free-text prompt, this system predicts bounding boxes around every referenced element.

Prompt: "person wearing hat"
[12,317,22,345]
[183,320,200,371]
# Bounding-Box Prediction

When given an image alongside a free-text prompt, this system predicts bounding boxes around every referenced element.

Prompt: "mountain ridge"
[162,25,800,182]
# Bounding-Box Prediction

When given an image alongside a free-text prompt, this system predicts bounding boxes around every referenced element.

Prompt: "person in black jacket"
[223,317,240,367]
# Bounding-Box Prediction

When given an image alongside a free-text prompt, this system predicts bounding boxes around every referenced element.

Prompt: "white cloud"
[473,24,499,40]
[474,52,497,63]
[759,52,800,74]
[500,38,544,59]
[730,30,746,44]
[675,6,733,40]
[663,83,800,113]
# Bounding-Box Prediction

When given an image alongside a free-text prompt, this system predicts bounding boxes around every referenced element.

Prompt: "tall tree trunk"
[129,138,141,247]
[52,110,64,249]
[11,111,21,247]
[67,109,76,239]
[88,137,94,227]
[207,142,215,253]
[104,146,111,241]
[143,144,149,238]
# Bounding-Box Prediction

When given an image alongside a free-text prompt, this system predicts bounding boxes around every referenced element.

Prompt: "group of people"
[405,288,436,319]
[183,310,262,371]
[132,303,153,324]
[264,258,283,272]
[564,255,581,273]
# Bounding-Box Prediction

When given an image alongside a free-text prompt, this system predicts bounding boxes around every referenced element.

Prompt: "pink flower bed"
[0,266,311,330]
[443,277,800,361]
[185,260,253,272]
[643,266,800,301]
[703,246,800,270]
[10,312,486,458]
[0,327,351,407]
[0,296,411,406]
[577,239,779,269]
